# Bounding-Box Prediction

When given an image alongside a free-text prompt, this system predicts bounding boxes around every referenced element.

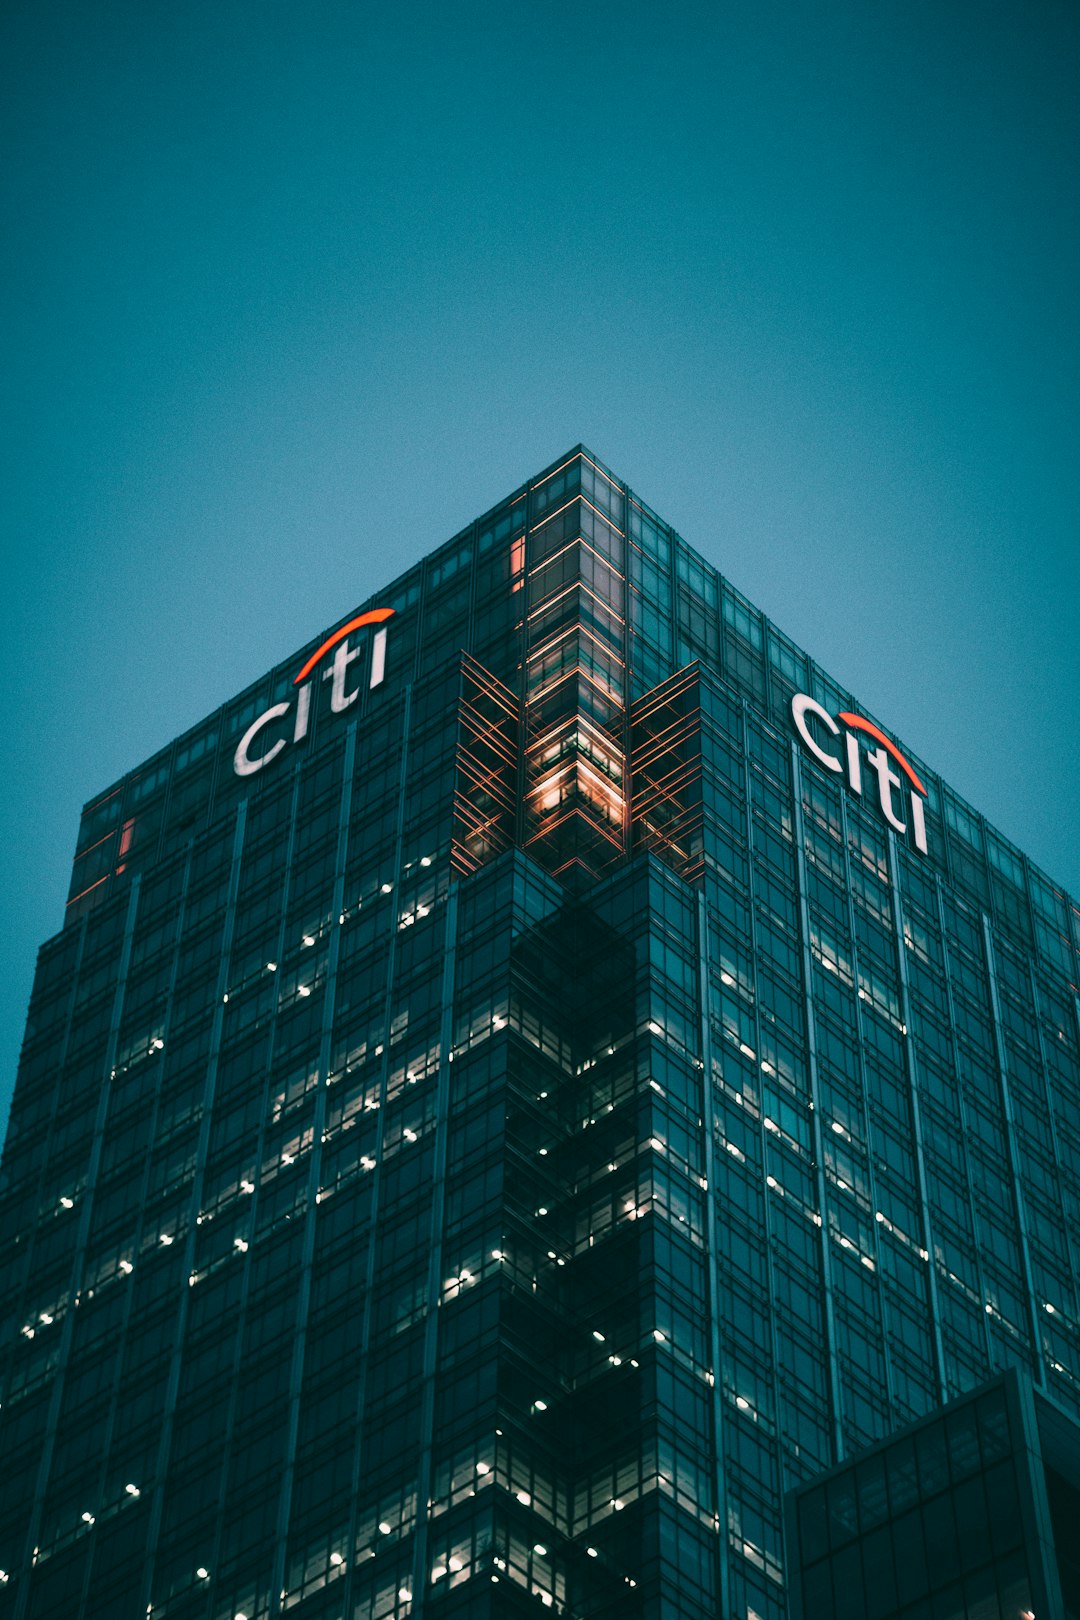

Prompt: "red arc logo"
[294,608,395,685]
[836,713,926,797]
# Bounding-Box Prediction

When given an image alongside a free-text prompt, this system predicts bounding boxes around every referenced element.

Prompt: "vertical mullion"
[886,831,948,1404]
[790,747,845,1460]
[268,724,357,1615]
[981,916,1044,1387]
[15,875,141,1620]
[139,803,248,1612]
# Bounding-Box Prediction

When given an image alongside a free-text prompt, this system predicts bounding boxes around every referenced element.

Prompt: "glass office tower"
[1,446,1078,1620]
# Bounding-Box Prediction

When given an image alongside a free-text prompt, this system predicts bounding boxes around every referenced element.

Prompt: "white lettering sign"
[791,693,928,854]
[233,611,394,779]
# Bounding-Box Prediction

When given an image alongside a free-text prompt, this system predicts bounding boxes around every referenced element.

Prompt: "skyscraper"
[2,445,1078,1620]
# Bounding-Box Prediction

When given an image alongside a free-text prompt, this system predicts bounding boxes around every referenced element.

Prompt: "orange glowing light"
[66,874,111,907]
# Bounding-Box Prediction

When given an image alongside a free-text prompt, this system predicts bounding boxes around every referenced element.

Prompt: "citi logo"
[233,609,395,778]
[791,694,928,854]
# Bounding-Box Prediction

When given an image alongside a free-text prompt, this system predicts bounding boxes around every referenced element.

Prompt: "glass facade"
[1,445,1078,1620]
[786,1367,1080,1619]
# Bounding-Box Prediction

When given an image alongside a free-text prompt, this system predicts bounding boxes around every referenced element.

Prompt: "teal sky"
[2,0,1078,1132]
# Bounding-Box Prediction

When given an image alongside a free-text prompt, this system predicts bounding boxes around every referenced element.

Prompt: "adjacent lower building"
[1,445,1078,1620]
[785,1367,1080,1620]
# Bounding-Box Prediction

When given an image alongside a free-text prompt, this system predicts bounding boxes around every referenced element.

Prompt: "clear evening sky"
[2,0,1078,1135]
